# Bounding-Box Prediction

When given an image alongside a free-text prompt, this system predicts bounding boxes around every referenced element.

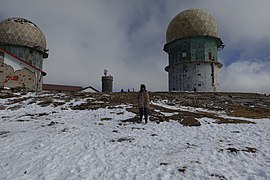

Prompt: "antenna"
[104,69,108,76]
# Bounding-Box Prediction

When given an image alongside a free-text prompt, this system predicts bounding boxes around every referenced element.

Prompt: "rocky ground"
[1,90,270,126]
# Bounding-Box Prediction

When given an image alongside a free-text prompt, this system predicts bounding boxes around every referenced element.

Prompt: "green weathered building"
[164,9,224,92]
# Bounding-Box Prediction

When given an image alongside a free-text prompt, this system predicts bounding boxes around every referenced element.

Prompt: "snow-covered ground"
[0,92,270,180]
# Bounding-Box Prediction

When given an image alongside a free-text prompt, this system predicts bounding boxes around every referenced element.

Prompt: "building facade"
[164,9,224,92]
[0,17,48,91]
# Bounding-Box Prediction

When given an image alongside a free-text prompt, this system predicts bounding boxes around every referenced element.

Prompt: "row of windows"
[169,51,216,65]
[171,73,204,80]
[8,47,43,69]
[170,73,214,79]
[170,83,203,91]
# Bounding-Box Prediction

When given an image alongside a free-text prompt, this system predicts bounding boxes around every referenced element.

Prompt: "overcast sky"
[1,0,270,93]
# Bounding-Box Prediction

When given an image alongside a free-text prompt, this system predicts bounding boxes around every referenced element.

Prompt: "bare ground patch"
[226,105,270,119]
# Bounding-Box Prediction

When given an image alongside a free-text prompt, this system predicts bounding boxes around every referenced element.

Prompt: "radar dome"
[166,9,218,43]
[0,17,46,50]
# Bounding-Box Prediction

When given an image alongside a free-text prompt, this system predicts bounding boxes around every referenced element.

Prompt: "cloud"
[38,0,170,91]
[0,0,270,93]
[220,60,270,94]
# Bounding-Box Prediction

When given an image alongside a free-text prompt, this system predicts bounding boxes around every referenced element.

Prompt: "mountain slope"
[0,91,270,180]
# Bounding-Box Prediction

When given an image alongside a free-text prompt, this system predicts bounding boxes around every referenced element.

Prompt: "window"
[182,51,187,57]
[183,65,187,72]
[198,74,201,76]
[211,63,215,85]
[18,52,23,58]
[208,52,212,60]
[198,84,202,87]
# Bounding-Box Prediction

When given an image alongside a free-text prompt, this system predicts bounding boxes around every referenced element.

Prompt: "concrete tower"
[164,9,224,92]
[0,17,48,91]
[101,69,113,92]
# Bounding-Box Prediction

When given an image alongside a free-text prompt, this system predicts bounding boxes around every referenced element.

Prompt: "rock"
[8,105,22,111]
[62,128,69,132]
[180,116,201,126]
[48,121,57,126]
[0,131,9,138]
[0,105,6,110]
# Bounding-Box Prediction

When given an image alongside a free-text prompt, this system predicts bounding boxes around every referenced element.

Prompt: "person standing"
[138,84,150,123]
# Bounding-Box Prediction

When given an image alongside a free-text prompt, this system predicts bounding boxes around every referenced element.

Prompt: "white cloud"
[220,60,270,94]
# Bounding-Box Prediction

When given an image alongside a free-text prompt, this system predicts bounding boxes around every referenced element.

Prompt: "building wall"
[165,36,222,92]
[167,37,219,65]
[168,62,220,91]
[0,50,42,90]
[0,45,44,69]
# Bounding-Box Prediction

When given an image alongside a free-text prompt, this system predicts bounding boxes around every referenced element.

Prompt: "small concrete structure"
[101,69,113,92]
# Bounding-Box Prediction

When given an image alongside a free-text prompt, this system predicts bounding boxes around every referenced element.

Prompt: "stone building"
[0,17,48,91]
[164,9,224,92]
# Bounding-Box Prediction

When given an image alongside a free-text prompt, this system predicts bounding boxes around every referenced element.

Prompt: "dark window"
[198,84,202,86]
[211,63,215,85]
[208,52,212,60]
[198,74,201,76]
